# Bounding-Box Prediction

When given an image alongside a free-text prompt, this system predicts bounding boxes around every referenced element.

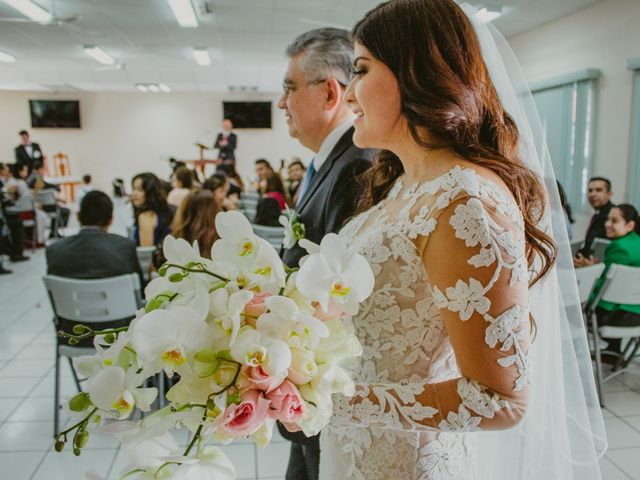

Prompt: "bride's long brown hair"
[353,0,556,285]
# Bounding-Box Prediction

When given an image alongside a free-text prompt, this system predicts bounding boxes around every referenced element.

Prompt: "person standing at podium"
[214,118,238,164]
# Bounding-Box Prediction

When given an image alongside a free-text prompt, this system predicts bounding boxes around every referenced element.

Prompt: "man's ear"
[324,78,344,111]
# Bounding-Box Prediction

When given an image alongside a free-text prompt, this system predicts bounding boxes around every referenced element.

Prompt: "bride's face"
[346,42,406,150]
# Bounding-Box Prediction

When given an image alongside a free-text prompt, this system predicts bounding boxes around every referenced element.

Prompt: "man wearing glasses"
[277,28,373,480]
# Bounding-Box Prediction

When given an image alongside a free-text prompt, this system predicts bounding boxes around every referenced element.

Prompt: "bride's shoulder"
[439,161,516,206]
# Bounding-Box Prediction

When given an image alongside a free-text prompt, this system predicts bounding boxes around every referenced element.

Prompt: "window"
[627,58,640,207]
[531,69,600,211]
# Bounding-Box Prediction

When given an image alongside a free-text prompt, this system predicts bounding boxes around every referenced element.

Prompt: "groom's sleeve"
[324,157,371,234]
[335,196,531,433]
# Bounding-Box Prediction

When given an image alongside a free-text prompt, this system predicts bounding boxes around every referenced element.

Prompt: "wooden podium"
[183,143,220,178]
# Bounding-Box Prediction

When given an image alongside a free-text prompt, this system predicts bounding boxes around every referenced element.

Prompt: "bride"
[308,1,606,479]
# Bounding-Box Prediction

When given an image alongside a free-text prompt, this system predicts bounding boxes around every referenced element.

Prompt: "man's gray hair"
[285,28,354,86]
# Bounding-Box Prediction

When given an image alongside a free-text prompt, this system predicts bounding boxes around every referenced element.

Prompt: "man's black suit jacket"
[578,201,614,256]
[14,143,44,172]
[279,126,373,445]
[214,132,237,162]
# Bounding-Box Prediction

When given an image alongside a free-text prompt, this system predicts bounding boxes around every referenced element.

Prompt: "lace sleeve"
[338,195,531,433]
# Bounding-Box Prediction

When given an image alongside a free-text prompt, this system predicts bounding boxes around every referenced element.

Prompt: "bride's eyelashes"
[352,67,367,77]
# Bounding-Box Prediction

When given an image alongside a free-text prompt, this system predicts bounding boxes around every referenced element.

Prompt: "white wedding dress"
[319,165,531,480]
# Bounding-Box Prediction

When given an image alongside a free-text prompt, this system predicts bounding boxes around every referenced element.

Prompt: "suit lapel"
[297,127,354,214]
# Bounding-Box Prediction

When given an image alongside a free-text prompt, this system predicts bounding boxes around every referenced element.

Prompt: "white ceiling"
[0,0,602,93]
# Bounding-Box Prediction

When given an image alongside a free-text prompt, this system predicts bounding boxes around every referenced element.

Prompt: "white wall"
[510,0,639,205]
[0,90,312,194]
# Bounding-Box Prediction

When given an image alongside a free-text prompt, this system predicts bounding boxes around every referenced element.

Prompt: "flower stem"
[58,326,129,343]
[164,263,230,282]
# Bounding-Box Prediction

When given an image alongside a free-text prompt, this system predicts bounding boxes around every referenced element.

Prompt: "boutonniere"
[279,206,306,249]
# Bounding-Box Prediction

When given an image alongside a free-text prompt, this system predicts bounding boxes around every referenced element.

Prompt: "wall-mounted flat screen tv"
[29,100,81,128]
[223,101,271,129]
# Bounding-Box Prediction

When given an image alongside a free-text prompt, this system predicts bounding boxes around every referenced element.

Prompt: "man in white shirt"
[277,27,374,480]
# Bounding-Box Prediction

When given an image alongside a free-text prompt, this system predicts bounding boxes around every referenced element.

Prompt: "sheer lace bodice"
[319,166,530,480]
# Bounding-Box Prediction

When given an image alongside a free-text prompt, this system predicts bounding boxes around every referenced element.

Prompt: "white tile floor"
[1,245,640,479]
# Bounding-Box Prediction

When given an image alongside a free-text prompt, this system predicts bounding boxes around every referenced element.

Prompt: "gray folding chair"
[585,264,640,407]
[252,224,285,250]
[34,188,62,236]
[575,263,605,305]
[42,273,142,436]
[592,238,611,262]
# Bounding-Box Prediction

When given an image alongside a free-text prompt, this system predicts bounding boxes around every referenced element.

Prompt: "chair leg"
[54,352,60,438]
[68,357,82,393]
[620,338,640,370]
[590,311,605,407]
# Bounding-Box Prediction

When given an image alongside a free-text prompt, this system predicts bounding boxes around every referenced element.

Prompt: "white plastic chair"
[575,263,605,304]
[592,238,611,262]
[136,246,156,283]
[42,273,142,437]
[252,224,285,250]
[585,264,640,407]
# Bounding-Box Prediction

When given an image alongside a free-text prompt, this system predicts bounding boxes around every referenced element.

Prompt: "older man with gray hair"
[277,27,373,480]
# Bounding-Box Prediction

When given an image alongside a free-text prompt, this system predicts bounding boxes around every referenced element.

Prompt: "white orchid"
[230,327,291,379]
[296,383,334,437]
[288,347,319,385]
[170,446,236,480]
[87,365,156,419]
[130,306,214,377]
[208,288,254,346]
[257,296,329,351]
[296,233,374,315]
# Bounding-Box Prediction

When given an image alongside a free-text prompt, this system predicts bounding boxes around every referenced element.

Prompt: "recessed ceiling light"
[83,45,116,65]
[0,50,17,63]
[476,6,502,23]
[136,84,148,92]
[4,0,52,23]
[148,84,160,93]
[159,83,171,93]
[167,0,198,28]
[192,47,211,66]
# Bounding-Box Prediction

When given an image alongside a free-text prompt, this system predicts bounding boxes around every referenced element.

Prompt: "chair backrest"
[570,240,584,257]
[136,246,156,281]
[252,224,285,250]
[240,197,259,210]
[244,190,260,202]
[43,273,142,324]
[574,263,606,304]
[594,264,640,306]
[34,188,57,206]
[592,238,611,261]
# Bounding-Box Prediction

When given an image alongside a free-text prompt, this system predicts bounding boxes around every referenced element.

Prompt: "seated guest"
[254,197,282,227]
[0,162,10,188]
[0,175,28,263]
[286,159,306,206]
[167,166,193,207]
[578,204,640,355]
[131,172,173,247]
[112,178,126,197]
[203,173,236,211]
[216,163,244,194]
[77,174,94,204]
[46,190,143,346]
[252,158,274,190]
[260,171,287,211]
[5,163,48,246]
[28,164,71,238]
[576,177,614,259]
[171,189,220,258]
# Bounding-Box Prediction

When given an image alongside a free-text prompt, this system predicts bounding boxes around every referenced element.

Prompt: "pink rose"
[243,292,272,326]
[216,389,270,437]
[266,380,306,423]
[312,300,344,322]
[249,366,284,393]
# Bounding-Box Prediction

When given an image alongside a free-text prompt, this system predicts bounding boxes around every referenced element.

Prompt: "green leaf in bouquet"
[194,358,219,377]
[69,392,92,412]
[194,349,217,363]
[216,349,234,361]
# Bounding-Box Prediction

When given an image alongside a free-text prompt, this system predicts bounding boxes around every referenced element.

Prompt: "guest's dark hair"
[589,176,612,192]
[112,178,125,197]
[288,160,306,171]
[254,158,273,169]
[79,191,113,227]
[174,166,193,189]
[262,171,286,196]
[216,163,245,190]
[203,173,227,193]
[10,163,26,178]
[131,172,170,222]
[254,197,282,227]
[171,160,187,174]
[556,181,574,224]
[171,189,220,258]
[352,0,555,284]
[18,130,28,136]
[613,204,640,234]
[82,174,92,184]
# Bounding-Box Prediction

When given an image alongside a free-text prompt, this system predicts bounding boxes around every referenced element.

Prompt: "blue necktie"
[296,159,316,207]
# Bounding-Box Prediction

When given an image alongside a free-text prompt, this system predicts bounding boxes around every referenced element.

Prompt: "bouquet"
[56,210,374,479]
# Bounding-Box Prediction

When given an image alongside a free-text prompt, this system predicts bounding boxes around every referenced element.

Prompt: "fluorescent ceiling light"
[83,45,116,65]
[4,0,52,23]
[136,84,148,92]
[159,83,171,93]
[476,7,502,23]
[167,0,198,28]
[148,84,160,93]
[0,50,17,63]
[192,47,211,66]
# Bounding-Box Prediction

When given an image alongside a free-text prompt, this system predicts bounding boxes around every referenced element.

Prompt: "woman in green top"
[579,204,640,353]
